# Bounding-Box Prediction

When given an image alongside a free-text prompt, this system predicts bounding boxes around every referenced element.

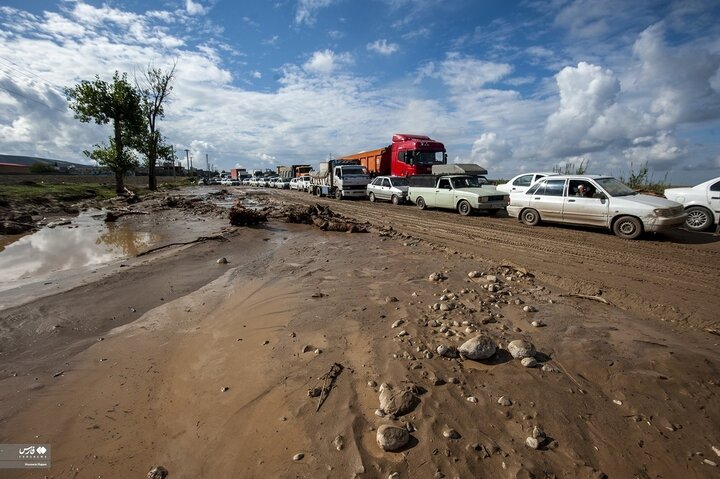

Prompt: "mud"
[0,186,718,478]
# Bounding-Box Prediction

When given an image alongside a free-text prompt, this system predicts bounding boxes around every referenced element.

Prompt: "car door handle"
[568,199,576,202]
[712,196,720,199]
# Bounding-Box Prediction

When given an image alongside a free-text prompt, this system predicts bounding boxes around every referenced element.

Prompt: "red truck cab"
[339,134,447,177]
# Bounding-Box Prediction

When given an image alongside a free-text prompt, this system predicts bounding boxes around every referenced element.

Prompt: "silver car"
[497,172,559,194]
[367,176,409,205]
[507,175,687,239]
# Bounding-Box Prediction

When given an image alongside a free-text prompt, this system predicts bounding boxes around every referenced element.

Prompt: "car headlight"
[653,208,672,217]
[480,196,488,202]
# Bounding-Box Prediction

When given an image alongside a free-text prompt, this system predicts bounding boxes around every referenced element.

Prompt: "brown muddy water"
[0,210,166,289]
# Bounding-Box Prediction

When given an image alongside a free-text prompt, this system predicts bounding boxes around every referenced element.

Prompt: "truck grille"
[488,195,507,202]
[344,185,367,190]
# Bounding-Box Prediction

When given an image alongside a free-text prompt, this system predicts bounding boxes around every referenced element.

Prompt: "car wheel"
[521,208,540,226]
[391,195,400,205]
[335,189,343,200]
[457,200,472,216]
[685,206,714,232]
[369,192,376,202]
[416,197,427,210]
[612,215,643,240]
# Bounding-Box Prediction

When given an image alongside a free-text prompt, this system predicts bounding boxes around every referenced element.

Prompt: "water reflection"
[0,211,163,284]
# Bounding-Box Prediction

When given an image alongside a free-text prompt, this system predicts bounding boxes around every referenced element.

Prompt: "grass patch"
[0,183,116,203]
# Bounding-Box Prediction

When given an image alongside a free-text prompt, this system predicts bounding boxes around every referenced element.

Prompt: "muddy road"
[269,188,720,330]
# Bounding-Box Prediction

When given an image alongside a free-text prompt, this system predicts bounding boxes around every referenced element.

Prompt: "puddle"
[0,210,165,287]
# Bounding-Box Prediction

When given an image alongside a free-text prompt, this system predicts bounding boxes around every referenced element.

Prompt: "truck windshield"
[342,167,366,175]
[414,151,446,165]
[451,176,487,188]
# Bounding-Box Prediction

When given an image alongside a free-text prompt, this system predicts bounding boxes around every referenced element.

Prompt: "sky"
[1,0,719,184]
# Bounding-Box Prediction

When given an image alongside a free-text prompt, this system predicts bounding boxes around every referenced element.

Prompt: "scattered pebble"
[523,305,537,313]
[314,348,322,354]
[221,386,230,392]
[498,396,512,406]
[216,257,228,264]
[375,409,385,417]
[398,330,409,337]
[386,296,399,303]
[525,437,539,449]
[613,399,623,406]
[521,357,538,368]
[507,339,536,359]
[391,320,404,328]
[147,466,169,479]
[468,271,481,278]
[531,320,545,327]
[292,453,304,461]
[542,364,560,373]
[443,428,460,439]
[333,435,344,451]
[389,473,401,479]
[466,396,478,403]
[377,425,410,451]
[703,459,717,467]
[368,380,378,388]
[302,345,313,353]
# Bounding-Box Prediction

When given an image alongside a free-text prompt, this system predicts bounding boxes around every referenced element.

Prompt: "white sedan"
[664,177,720,232]
[508,175,686,239]
[497,172,559,194]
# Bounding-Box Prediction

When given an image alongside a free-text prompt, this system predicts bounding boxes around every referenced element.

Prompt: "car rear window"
[535,179,565,196]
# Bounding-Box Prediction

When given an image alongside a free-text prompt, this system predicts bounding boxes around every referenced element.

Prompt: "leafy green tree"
[29,161,55,174]
[65,71,144,194]
[134,63,176,190]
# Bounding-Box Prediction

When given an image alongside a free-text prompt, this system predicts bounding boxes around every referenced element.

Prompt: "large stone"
[376,424,410,451]
[147,466,169,479]
[436,345,459,358]
[379,384,419,416]
[507,339,536,359]
[458,335,497,360]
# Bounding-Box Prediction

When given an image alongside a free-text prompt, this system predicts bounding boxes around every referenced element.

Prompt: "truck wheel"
[391,195,400,205]
[685,206,714,231]
[457,200,472,216]
[612,215,643,239]
[335,189,343,200]
[521,208,540,226]
[416,197,427,210]
[369,192,376,202]
[314,187,321,197]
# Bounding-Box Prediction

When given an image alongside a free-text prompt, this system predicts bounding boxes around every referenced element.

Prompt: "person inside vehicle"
[576,184,592,197]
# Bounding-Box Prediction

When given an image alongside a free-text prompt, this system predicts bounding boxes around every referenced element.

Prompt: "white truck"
[309,159,370,199]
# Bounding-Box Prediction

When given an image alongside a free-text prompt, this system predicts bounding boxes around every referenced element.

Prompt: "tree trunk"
[113,119,125,194]
[148,156,157,190]
[115,170,125,194]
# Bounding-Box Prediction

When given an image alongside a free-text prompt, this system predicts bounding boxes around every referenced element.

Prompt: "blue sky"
[1,0,719,183]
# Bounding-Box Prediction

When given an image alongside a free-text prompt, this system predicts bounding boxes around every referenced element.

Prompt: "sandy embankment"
[0,203,719,478]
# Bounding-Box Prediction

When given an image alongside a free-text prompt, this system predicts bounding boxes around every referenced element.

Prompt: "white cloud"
[252,71,262,79]
[295,0,335,26]
[185,0,208,16]
[302,49,353,75]
[367,39,399,56]
[470,132,512,169]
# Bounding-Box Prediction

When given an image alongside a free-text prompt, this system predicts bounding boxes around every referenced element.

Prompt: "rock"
[448,377,460,384]
[389,472,401,479]
[467,396,478,403]
[314,349,322,354]
[532,426,546,440]
[436,345,459,358]
[531,320,545,327]
[379,384,419,416]
[525,437,539,449]
[302,345,313,353]
[704,459,718,467]
[293,452,304,461]
[376,424,410,451]
[386,296,399,303]
[458,335,497,360]
[375,409,385,417]
[368,380,377,387]
[217,257,228,264]
[333,435,344,451]
[439,303,450,311]
[443,428,461,439]
[308,388,322,397]
[485,275,498,283]
[523,305,537,312]
[428,272,445,282]
[432,303,441,311]
[542,364,560,373]
[221,386,230,392]
[521,357,538,368]
[398,330,409,337]
[507,339,536,359]
[498,396,512,406]
[468,271,481,278]
[147,466,169,479]
[391,320,404,328]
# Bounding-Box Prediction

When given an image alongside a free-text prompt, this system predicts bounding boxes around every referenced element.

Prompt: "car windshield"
[391,178,409,186]
[451,176,487,188]
[594,177,637,196]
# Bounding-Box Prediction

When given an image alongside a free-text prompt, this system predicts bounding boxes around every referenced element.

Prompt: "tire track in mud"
[272,190,720,327]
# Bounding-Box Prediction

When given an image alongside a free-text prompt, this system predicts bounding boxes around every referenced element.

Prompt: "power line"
[0,83,67,114]
[0,55,66,95]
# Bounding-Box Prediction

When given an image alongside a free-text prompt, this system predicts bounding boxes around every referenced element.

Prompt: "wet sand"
[0,202,719,478]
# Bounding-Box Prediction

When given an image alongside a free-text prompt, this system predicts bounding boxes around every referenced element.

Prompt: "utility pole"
[171,145,176,178]
[184,149,190,173]
[206,153,209,172]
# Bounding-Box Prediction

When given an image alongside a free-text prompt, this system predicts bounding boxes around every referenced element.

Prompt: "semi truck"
[309,159,370,199]
[338,134,447,177]
[277,164,313,179]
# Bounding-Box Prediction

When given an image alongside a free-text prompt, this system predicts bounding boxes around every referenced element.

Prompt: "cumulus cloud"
[303,49,353,75]
[470,133,512,169]
[367,39,399,55]
[295,0,334,26]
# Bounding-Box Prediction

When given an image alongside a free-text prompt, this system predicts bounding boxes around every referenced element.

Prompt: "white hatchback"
[507,175,687,239]
[664,177,720,232]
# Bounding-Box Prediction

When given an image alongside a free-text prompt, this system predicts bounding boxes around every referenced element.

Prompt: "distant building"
[0,162,31,174]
